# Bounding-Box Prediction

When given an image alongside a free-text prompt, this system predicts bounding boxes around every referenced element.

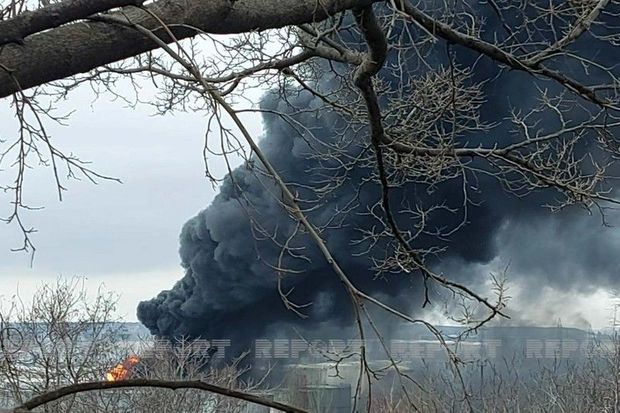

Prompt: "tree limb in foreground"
[8,379,307,413]
[0,0,378,98]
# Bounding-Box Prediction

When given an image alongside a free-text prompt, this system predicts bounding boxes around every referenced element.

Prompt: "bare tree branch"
[0,0,380,98]
[395,0,611,107]
[0,0,145,46]
[9,379,307,413]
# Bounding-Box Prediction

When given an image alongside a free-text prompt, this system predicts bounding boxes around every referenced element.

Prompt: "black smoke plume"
[138,5,620,351]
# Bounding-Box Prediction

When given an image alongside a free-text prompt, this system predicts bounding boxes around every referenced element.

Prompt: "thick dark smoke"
[138,5,620,350]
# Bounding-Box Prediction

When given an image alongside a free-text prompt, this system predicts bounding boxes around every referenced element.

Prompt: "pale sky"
[0,81,261,321]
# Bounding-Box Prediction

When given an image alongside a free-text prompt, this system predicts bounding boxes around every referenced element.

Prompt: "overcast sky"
[0,82,263,321]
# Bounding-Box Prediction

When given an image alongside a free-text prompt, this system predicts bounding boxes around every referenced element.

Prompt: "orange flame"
[105,355,140,381]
